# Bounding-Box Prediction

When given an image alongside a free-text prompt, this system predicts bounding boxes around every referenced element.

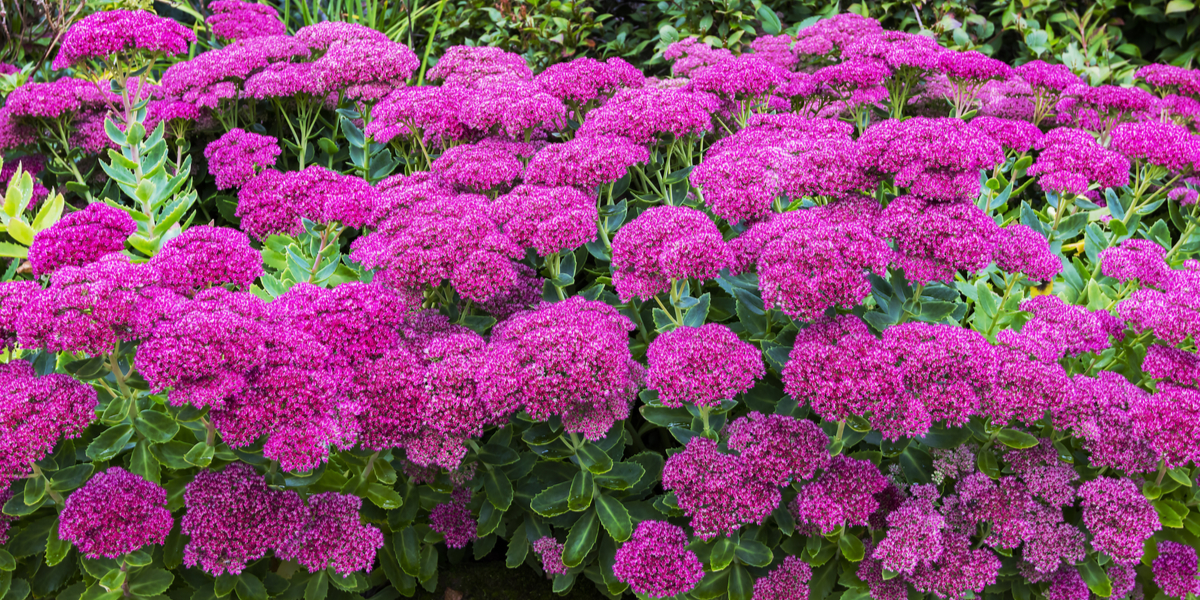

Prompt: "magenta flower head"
[984,336,1073,427]
[0,109,36,152]
[182,462,307,576]
[725,412,830,487]
[663,436,779,539]
[294,21,388,50]
[878,195,1001,285]
[612,520,704,598]
[480,297,643,441]
[783,315,906,427]
[524,135,649,189]
[1017,61,1083,93]
[27,202,135,277]
[688,55,791,101]
[0,360,98,491]
[908,531,1001,599]
[1013,295,1115,361]
[58,467,172,559]
[753,556,812,600]
[490,184,597,256]
[872,491,946,575]
[1028,128,1131,195]
[858,118,1004,201]
[207,1,286,40]
[0,281,39,350]
[148,225,263,295]
[577,87,718,144]
[204,128,281,190]
[611,205,731,302]
[1078,477,1161,565]
[1153,541,1200,599]
[1111,120,1200,173]
[532,537,569,576]
[428,46,532,88]
[1138,64,1200,95]
[136,288,268,408]
[1100,238,1171,288]
[535,57,644,109]
[430,140,525,194]
[794,13,884,56]
[1144,344,1200,388]
[429,488,476,549]
[1061,372,1155,473]
[971,116,1044,154]
[53,9,195,70]
[312,39,419,101]
[351,193,521,303]
[275,492,384,576]
[996,223,1061,282]
[730,206,891,320]
[238,166,379,238]
[791,455,890,534]
[1045,566,1090,600]
[883,321,997,427]
[645,323,764,408]
[18,254,166,356]
[1131,383,1200,469]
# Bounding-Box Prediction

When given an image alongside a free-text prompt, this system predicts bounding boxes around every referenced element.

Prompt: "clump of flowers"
[611,205,731,302]
[1077,477,1161,565]
[238,166,379,237]
[1153,541,1200,599]
[0,360,97,491]
[725,412,830,486]
[181,463,308,576]
[532,537,569,576]
[878,195,1001,285]
[523,135,649,189]
[148,226,263,295]
[206,1,286,40]
[204,128,282,190]
[53,9,195,70]
[663,436,779,539]
[275,492,384,575]
[612,521,704,598]
[791,455,890,534]
[480,297,642,440]
[644,323,764,408]
[58,467,173,559]
[858,117,1003,201]
[753,556,812,600]
[27,203,136,276]
[490,185,597,256]
[1028,128,1131,195]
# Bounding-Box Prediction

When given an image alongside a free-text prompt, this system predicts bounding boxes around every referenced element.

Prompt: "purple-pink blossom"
[1078,477,1162,565]
[27,203,136,277]
[611,205,731,302]
[58,467,172,559]
[791,455,890,534]
[612,520,704,598]
[53,9,195,69]
[644,323,764,408]
[204,128,281,190]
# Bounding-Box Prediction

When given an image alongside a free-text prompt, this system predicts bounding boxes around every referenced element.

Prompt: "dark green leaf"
[562,510,599,567]
[85,425,134,461]
[996,428,1039,449]
[531,481,572,517]
[595,462,646,491]
[756,5,783,34]
[728,564,753,600]
[568,471,594,512]
[303,571,327,600]
[734,539,772,567]
[365,483,403,510]
[476,502,503,537]
[977,447,1000,479]
[49,465,93,492]
[576,444,613,474]
[483,468,513,510]
[594,494,632,542]
[129,440,159,484]
[710,537,736,571]
[693,570,731,600]
[0,550,12,571]
[682,293,711,327]
[478,444,519,466]
[44,518,70,566]
[183,442,214,468]
[129,569,174,597]
[839,533,865,562]
[395,528,420,577]
[1077,559,1112,597]
[134,410,179,443]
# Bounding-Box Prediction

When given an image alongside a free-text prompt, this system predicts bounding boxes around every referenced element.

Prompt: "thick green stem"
[28,462,64,505]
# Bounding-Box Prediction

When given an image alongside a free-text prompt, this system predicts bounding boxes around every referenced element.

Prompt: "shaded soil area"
[413,560,613,600]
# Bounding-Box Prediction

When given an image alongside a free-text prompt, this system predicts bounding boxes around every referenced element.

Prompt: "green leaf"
[710,537,736,571]
[366,483,403,510]
[682,293,711,327]
[396,527,421,577]
[996,428,1039,449]
[129,440,159,484]
[1166,0,1195,14]
[531,481,572,517]
[183,442,214,468]
[134,410,179,443]
[756,5,783,34]
[735,539,772,567]
[562,510,599,567]
[99,569,126,593]
[594,494,632,542]
[44,518,70,566]
[340,117,366,147]
[6,218,33,246]
[576,443,614,474]
[0,550,13,571]
[0,242,28,258]
[476,501,504,537]
[728,564,753,600]
[1077,559,1112,597]
[129,569,174,597]
[839,533,865,562]
[478,444,519,466]
[977,447,1000,479]
[483,468,513,510]
[1153,499,1186,528]
[304,571,328,600]
[86,425,134,461]
[568,471,594,512]
[595,462,646,490]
